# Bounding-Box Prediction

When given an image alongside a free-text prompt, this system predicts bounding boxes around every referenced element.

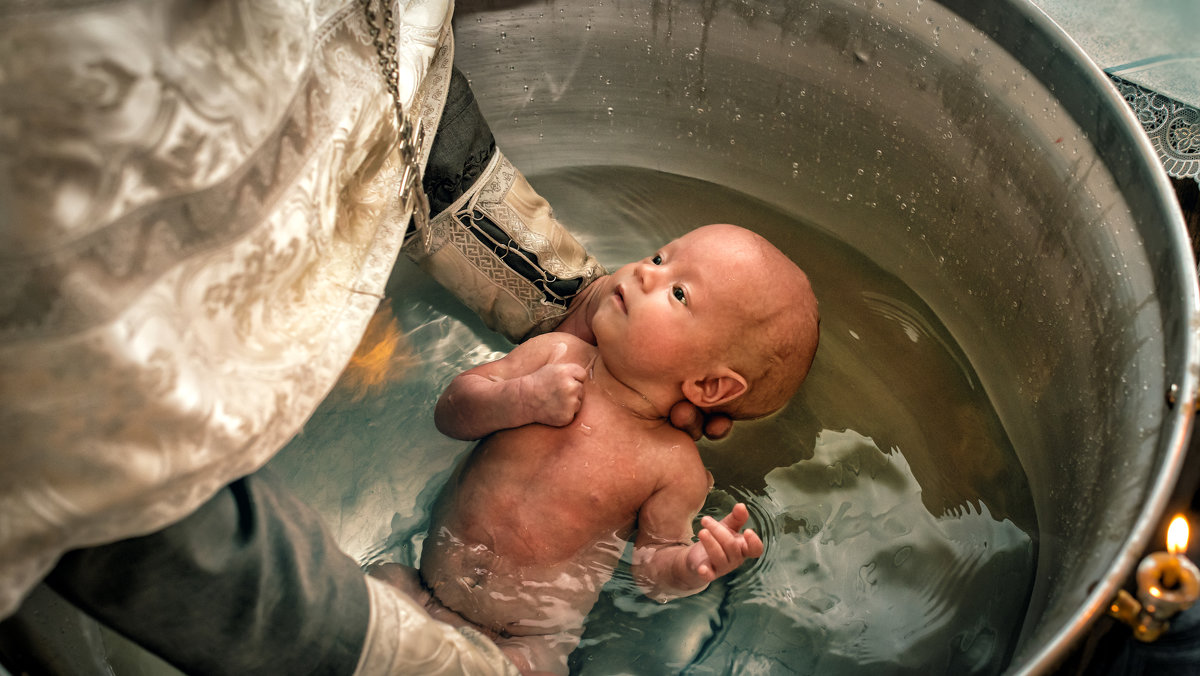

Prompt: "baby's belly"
[420,526,620,637]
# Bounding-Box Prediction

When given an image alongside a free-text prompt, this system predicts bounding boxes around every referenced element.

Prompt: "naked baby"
[374,224,820,674]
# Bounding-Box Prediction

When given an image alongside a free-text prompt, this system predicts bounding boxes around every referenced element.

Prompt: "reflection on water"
[268,166,1037,674]
[573,430,1031,675]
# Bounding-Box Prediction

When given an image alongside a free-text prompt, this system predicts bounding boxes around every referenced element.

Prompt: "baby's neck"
[557,275,616,344]
[586,354,671,422]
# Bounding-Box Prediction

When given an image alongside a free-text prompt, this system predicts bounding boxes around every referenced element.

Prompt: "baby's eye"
[651,254,663,265]
[672,286,687,305]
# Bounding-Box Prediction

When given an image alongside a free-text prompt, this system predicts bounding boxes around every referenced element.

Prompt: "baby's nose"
[636,261,661,290]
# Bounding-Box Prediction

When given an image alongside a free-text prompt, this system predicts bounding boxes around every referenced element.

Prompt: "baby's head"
[594,224,819,420]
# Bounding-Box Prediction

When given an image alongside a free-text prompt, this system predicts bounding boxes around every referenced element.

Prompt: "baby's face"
[591,224,768,382]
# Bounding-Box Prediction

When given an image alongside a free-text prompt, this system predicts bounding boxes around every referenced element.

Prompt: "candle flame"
[1167,515,1189,555]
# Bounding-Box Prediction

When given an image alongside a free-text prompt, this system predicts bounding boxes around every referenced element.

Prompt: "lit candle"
[1163,515,1189,590]
[1122,514,1200,640]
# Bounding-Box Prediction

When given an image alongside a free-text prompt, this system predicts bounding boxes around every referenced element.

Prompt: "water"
[267,166,1037,675]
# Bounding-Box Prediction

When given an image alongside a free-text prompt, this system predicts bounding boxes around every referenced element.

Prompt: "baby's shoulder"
[644,424,703,464]
[520,331,594,362]
[641,427,710,493]
[523,330,591,350]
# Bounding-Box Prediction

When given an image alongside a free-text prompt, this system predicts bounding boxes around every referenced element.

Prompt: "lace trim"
[1110,74,1200,184]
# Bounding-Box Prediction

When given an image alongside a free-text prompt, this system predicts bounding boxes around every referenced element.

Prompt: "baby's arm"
[434,333,588,440]
[630,463,764,602]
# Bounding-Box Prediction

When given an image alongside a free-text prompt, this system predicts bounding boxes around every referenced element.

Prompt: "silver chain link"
[360,0,428,224]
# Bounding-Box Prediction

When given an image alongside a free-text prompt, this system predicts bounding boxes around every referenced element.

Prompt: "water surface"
[268,165,1037,675]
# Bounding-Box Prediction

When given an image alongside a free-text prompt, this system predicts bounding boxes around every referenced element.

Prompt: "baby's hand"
[522,342,586,427]
[686,503,764,582]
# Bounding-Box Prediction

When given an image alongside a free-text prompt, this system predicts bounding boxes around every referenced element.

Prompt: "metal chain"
[360,0,428,223]
[361,0,402,127]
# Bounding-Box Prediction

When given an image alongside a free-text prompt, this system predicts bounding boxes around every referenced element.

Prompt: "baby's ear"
[682,368,747,409]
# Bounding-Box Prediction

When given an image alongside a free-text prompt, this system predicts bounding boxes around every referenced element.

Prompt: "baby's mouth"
[613,285,627,314]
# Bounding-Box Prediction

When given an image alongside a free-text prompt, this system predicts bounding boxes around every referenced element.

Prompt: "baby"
[375,224,819,674]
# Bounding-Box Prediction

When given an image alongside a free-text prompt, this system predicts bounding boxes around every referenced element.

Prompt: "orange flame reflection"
[339,303,415,402]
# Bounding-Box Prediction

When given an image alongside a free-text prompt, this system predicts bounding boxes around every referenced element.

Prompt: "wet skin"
[389,224,815,673]
[416,333,761,674]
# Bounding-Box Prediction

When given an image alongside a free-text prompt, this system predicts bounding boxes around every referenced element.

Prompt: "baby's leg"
[366,562,479,631]
[366,562,579,675]
[494,630,582,676]
[365,561,426,601]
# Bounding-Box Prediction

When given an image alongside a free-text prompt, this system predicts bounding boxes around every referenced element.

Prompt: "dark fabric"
[46,473,369,676]
[463,207,586,306]
[422,66,497,217]
[1080,606,1200,676]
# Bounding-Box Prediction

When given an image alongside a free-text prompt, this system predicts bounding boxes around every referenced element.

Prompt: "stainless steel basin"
[3,1,1195,674]
[450,0,1199,672]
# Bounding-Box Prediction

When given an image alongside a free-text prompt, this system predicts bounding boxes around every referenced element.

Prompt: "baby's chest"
[509,415,663,493]
[546,420,656,486]
[564,412,690,487]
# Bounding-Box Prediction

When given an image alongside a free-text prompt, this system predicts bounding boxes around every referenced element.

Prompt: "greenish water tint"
[268,166,1037,675]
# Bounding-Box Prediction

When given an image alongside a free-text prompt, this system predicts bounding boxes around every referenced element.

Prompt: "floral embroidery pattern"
[1111,75,1200,183]
[0,0,453,620]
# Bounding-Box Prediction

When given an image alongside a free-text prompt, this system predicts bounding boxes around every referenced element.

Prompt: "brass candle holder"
[1108,515,1200,642]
